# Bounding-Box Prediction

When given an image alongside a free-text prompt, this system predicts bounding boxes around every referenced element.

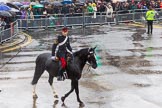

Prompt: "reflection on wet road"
[1,24,162,108]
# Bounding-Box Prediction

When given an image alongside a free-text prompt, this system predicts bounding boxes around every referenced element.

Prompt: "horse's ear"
[93,45,97,50]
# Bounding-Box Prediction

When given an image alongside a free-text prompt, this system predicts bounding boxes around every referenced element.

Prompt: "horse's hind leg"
[31,64,45,98]
[48,75,58,98]
[32,84,37,98]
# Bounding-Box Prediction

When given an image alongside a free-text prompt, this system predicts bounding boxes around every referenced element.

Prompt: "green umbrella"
[32,4,44,8]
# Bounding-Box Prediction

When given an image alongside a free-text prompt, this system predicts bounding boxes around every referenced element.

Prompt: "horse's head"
[73,47,98,70]
[87,47,97,69]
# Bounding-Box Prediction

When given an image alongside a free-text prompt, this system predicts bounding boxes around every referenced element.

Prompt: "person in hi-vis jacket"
[146,6,156,34]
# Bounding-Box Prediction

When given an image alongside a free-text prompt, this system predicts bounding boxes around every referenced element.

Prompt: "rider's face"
[62,31,68,36]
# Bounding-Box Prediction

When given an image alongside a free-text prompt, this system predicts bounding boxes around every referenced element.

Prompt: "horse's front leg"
[74,80,85,107]
[49,75,58,98]
[61,80,75,102]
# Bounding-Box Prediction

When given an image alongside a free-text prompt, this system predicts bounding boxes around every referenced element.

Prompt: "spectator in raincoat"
[27,8,34,19]
[0,17,6,31]
[20,8,27,19]
[92,2,97,18]
[87,3,94,16]
[106,3,113,18]
[160,2,162,8]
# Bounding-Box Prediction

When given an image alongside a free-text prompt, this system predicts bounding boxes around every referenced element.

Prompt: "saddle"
[52,53,73,62]
[52,53,73,81]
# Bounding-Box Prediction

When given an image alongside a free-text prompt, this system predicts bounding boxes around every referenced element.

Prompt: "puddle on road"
[80,79,111,91]
[127,69,162,75]
[133,83,151,87]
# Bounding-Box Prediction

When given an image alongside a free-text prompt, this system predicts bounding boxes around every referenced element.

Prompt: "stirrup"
[63,72,68,79]
[57,76,63,81]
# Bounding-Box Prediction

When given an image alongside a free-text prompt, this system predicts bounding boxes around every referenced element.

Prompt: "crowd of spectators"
[1,0,162,31]
[18,0,162,20]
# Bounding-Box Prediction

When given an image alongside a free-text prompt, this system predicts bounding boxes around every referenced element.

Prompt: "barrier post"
[10,22,14,37]
[45,15,48,29]
[115,11,119,25]
[0,52,2,67]
[0,30,2,43]
[63,14,67,27]
[0,27,2,43]
[132,9,135,22]
[82,11,85,28]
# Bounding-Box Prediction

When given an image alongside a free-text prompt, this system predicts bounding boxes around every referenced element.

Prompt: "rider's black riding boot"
[57,68,64,81]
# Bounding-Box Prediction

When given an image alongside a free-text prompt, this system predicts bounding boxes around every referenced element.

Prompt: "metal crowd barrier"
[17,8,162,29]
[116,8,162,23]
[17,12,116,29]
[0,20,19,44]
[0,20,19,69]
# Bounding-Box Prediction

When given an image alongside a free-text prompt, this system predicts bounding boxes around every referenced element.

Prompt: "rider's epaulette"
[54,39,58,44]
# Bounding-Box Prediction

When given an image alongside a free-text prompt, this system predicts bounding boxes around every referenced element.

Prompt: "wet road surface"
[0,24,162,108]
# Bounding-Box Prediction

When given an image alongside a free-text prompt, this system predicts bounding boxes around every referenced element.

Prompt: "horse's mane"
[73,48,89,57]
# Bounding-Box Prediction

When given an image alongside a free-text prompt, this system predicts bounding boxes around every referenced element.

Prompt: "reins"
[86,62,91,72]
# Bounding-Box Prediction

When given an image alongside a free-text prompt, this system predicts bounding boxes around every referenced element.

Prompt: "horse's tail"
[31,55,46,85]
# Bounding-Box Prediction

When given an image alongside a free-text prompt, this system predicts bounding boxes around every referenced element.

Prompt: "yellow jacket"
[146,10,155,20]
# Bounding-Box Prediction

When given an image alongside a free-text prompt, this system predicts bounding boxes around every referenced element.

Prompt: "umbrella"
[8,11,16,16]
[0,4,11,11]
[30,2,37,6]
[78,0,85,3]
[21,2,30,5]
[112,0,127,3]
[53,1,63,6]
[10,8,20,12]
[12,2,23,7]
[75,3,84,6]
[20,5,29,9]
[32,4,44,8]
[61,0,73,4]
[6,3,19,10]
[0,2,5,4]
[0,11,12,17]
[40,1,49,5]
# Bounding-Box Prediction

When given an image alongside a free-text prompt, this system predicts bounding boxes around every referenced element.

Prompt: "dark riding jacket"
[52,35,72,58]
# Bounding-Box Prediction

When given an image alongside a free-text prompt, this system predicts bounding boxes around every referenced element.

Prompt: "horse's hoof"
[61,103,66,107]
[54,94,58,98]
[54,100,59,105]
[61,96,65,102]
[79,102,85,107]
[33,94,38,99]
[53,100,59,107]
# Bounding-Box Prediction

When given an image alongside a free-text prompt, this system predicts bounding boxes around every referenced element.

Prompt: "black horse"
[31,47,97,107]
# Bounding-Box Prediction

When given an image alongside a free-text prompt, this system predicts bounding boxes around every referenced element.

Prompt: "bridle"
[86,48,97,71]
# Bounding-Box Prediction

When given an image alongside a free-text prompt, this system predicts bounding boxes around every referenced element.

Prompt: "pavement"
[129,21,162,28]
[0,32,32,53]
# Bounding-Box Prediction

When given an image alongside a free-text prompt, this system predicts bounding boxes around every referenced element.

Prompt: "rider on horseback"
[51,27,73,81]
